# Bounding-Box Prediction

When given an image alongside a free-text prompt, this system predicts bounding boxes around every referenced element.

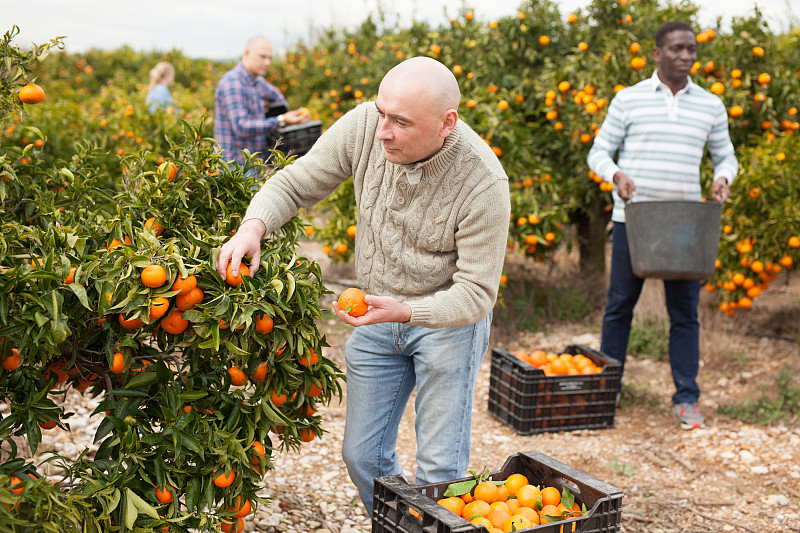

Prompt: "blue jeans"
[601,223,701,404]
[341,315,492,516]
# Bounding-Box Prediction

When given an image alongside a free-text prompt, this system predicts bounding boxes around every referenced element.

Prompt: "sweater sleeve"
[406,178,511,328]
[243,106,359,233]
[587,93,627,182]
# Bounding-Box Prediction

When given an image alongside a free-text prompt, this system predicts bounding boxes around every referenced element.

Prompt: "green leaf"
[443,479,476,498]
[0,413,19,433]
[124,492,137,529]
[107,389,149,398]
[185,477,201,512]
[561,487,575,509]
[67,282,91,309]
[33,311,49,328]
[177,430,204,457]
[224,339,249,357]
[108,488,121,513]
[270,278,283,296]
[198,337,219,350]
[285,271,295,301]
[127,488,159,519]
[124,372,158,389]
[94,417,114,443]
[260,401,285,424]
[180,391,208,401]
[224,401,241,432]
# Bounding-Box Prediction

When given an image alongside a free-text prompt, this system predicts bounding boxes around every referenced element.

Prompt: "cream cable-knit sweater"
[244,102,510,328]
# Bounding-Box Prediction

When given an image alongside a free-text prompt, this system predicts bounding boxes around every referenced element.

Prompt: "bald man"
[216,56,510,515]
[213,36,308,167]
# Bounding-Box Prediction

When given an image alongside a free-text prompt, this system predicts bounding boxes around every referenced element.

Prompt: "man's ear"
[440,109,458,138]
[652,46,661,65]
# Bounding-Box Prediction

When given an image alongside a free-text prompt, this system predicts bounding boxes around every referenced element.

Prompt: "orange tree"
[1,27,343,531]
[269,0,799,310]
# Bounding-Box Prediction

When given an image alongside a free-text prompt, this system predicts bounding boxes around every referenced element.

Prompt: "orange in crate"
[514,349,602,375]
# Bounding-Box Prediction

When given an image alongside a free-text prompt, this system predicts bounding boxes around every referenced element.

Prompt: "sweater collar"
[398,123,462,185]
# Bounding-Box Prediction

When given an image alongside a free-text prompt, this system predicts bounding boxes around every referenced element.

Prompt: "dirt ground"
[312,243,800,533]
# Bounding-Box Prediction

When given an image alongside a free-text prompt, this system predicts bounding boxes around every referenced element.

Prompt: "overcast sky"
[5,0,797,60]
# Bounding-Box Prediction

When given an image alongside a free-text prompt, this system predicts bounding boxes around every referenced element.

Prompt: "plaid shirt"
[213,62,287,165]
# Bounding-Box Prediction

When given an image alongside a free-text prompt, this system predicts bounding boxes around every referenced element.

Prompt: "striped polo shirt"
[587,71,738,223]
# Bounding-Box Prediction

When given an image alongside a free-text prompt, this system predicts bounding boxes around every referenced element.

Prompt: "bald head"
[380,57,461,114]
[242,36,273,77]
[245,35,270,53]
[375,57,461,164]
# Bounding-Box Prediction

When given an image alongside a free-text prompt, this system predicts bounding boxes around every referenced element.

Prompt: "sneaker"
[673,403,706,430]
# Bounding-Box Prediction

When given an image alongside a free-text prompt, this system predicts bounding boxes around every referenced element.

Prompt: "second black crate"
[267,120,322,157]
[488,344,621,435]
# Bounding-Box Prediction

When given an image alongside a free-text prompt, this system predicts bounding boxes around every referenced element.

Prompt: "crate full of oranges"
[488,345,621,435]
[372,450,623,532]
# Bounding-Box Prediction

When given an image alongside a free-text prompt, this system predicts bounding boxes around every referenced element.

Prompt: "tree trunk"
[575,195,612,282]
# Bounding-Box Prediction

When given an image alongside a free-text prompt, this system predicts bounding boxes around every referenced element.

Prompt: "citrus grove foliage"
[5,3,799,305]
[267,0,799,313]
[1,27,343,532]
[0,1,798,526]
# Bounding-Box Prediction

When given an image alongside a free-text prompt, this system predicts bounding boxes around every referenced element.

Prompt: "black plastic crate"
[488,345,621,435]
[267,120,322,157]
[372,451,623,533]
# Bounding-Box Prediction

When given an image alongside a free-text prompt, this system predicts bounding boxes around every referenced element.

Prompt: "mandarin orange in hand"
[338,287,367,317]
[225,262,249,286]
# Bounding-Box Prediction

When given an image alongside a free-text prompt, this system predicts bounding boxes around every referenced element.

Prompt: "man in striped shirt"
[587,21,737,430]
[214,36,309,167]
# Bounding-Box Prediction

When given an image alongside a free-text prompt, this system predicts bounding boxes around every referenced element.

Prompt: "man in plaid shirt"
[214,36,309,166]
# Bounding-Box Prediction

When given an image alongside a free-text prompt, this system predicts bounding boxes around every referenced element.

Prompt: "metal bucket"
[624,200,722,280]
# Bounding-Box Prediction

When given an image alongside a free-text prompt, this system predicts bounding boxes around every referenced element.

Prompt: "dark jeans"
[600,223,702,404]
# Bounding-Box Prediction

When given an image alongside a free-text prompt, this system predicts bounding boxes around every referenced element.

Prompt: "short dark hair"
[655,21,694,47]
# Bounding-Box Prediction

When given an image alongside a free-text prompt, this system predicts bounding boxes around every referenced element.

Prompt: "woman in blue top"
[146,62,176,114]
